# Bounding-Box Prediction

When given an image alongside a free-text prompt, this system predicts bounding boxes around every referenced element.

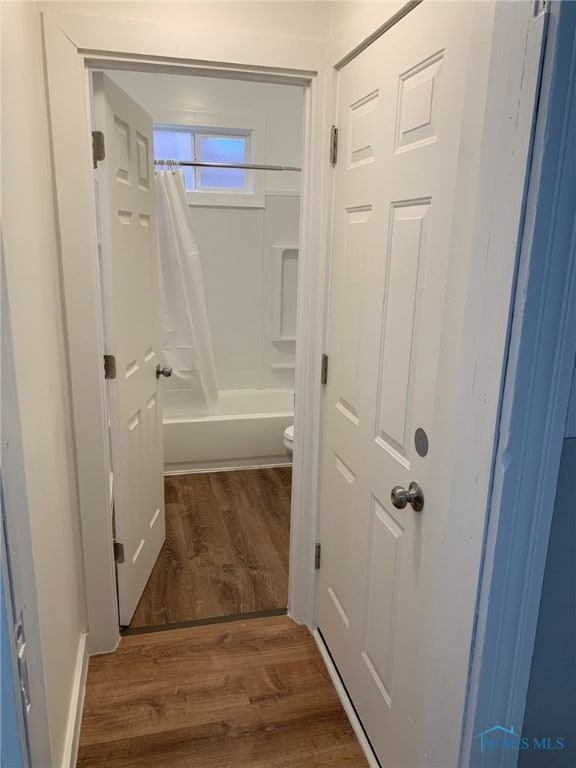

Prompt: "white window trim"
[154,109,266,208]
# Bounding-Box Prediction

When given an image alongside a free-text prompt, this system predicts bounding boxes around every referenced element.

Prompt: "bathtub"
[163,388,294,472]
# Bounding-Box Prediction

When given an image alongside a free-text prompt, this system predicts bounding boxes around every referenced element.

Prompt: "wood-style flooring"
[129,468,292,629]
[77,616,367,768]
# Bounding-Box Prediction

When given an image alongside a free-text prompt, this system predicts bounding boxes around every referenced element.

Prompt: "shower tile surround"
[106,71,302,394]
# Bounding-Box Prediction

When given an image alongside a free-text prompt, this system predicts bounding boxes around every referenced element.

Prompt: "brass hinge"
[321,353,328,386]
[315,542,321,570]
[113,542,125,564]
[330,125,338,165]
[103,354,116,380]
[92,130,105,168]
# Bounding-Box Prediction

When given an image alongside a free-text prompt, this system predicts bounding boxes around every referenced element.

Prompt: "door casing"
[462,2,576,765]
[43,10,329,655]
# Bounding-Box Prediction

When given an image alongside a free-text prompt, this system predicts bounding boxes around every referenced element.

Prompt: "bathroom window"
[196,134,248,190]
[153,112,265,208]
[153,128,249,191]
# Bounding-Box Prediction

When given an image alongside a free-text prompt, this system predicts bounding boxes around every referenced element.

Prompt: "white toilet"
[283,424,294,457]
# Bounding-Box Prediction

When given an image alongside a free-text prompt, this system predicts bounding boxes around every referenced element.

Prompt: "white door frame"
[461,1,576,764]
[43,11,330,654]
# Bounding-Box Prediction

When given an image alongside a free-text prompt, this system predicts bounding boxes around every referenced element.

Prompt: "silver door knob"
[391,482,424,512]
[156,364,173,379]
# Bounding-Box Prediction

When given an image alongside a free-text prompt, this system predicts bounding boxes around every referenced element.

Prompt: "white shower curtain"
[155,170,219,416]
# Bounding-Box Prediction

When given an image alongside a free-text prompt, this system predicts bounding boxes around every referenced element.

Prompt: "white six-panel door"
[318,3,484,765]
[93,73,165,626]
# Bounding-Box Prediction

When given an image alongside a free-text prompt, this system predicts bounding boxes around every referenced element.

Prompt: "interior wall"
[327,1,408,64]
[519,437,576,766]
[565,364,576,438]
[108,71,303,391]
[42,1,332,41]
[1,3,87,766]
[519,362,576,766]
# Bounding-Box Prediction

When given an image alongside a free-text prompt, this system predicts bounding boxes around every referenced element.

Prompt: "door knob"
[391,481,424,512]
[156,364,173,379]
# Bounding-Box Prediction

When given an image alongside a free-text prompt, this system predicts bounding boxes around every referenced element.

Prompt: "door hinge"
[113,541,125,564]
[14,615,30,711]
[321,353,328,386]
[92,130,105,168]
[103,354,116,380]
[330,125,338,165]
[534,0,547,15]
[315,542,322,570]
[17,656,31,712]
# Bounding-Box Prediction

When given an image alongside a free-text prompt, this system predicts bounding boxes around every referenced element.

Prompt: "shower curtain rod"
[154,159,301,172]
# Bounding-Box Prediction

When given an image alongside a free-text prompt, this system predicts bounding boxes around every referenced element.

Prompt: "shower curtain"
[155,170,219,416]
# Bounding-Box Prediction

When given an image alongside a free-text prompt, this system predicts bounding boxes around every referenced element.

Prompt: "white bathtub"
[163,389,294,472]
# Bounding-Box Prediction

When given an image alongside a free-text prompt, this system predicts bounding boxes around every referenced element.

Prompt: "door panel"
[377,201,430,459]
[93,73,165,626]
[317,3,483,765]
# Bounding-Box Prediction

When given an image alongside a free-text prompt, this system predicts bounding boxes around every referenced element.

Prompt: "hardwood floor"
[76,616,368,768]
[129,468,292,629]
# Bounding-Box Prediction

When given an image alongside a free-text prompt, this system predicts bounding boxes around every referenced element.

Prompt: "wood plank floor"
[129,468,292,629]
[77,616,368,768]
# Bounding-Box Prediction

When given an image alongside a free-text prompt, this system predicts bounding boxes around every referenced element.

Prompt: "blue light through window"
[153,129,195,189]
[153,127,250,193]
[197,135,247,189]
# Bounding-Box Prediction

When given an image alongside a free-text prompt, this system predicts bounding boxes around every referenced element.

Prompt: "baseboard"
[62,632,89,768]
[164,459,292,475]
[312,629,381,768]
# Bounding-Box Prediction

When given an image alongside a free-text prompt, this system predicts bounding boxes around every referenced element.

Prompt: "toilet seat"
[283,424,294,454]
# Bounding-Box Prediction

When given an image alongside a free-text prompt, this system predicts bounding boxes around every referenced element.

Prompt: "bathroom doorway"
[92,68,305,633]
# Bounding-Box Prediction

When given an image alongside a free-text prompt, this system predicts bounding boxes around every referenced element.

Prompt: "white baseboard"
[62,632,89,768]
[312,629,381,768]
[164,458,291,475]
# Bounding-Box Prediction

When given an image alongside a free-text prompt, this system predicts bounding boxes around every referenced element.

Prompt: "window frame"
[153,110,265,208]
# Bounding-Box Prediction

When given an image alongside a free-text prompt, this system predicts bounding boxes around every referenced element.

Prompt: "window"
[196,134,247,190]
[152,111,265,208]
[153,127,195,189]
[153,126,250,193]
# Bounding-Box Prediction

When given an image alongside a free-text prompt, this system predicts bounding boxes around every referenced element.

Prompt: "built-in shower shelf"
[269,362,296,370]
[272,245,298,343]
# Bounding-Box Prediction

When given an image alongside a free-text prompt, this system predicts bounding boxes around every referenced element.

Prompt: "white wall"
[327,1,408,64]
[43,1,332,41]
[108,71,303,391]
[0,3,87,765]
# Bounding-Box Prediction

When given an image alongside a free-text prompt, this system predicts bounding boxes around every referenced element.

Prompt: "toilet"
[283,424,294,457]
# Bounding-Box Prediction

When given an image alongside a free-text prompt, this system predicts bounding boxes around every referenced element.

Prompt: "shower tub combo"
[163,388,294,472]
